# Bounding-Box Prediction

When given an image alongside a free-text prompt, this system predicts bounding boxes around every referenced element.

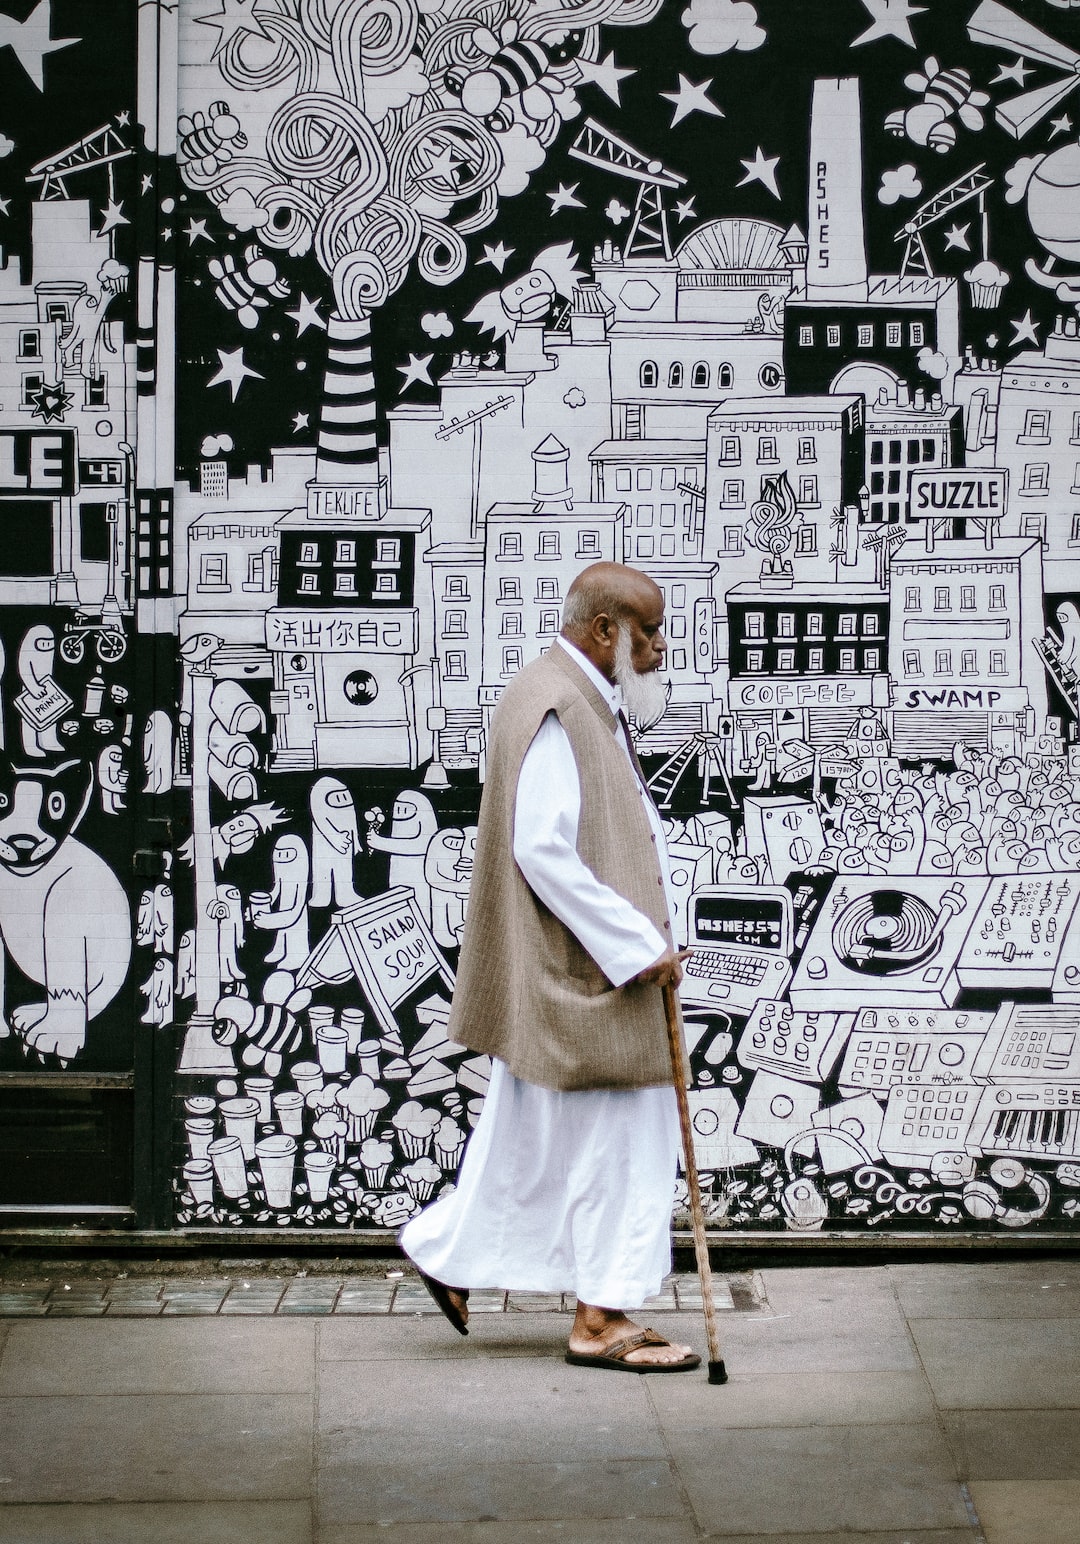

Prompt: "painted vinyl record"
[831,889,943,977]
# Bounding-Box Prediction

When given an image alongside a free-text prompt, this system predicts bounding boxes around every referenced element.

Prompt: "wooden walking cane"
[662,981,728,1385]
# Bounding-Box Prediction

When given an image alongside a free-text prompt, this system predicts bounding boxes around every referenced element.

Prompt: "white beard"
[613,628,670,730]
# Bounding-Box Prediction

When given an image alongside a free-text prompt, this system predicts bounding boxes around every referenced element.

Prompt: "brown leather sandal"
[565,1327,701,1373]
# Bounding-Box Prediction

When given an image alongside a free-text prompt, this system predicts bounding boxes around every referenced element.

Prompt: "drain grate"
[0,1270,767,1318]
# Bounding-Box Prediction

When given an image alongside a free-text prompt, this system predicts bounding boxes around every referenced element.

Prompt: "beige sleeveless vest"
[448,641,674,1091]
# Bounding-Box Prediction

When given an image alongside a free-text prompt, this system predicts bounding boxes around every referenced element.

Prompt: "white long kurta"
[400,643,680,1309]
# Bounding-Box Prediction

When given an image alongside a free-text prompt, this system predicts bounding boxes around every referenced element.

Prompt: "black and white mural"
[5,0,1080,1234]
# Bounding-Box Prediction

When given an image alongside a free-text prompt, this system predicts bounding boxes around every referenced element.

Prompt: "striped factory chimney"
[316,310,381,482]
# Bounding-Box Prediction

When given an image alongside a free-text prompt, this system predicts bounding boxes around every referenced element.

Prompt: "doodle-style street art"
[4,0,1080,1234]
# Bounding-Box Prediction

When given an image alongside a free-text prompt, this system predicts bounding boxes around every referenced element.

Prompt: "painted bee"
[178,101,248,176]
[208,245,289,330]
[445,20,584,132]
[885,58,990,153]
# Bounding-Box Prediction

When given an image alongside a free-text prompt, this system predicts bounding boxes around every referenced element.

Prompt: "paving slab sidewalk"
[0,1259,1076,1543]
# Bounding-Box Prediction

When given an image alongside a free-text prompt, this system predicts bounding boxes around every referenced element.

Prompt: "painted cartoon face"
[499,269,555,322]
[426,829,466,884]
[326,788,352,810]
[0,759,92,870]
[221,813,259,852]
[274,839,303,868]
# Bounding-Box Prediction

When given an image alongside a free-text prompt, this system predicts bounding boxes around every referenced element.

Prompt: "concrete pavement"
[0,1258,1077,1542]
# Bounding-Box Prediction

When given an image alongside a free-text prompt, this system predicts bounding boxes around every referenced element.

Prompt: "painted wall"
[4,0,1080,1236]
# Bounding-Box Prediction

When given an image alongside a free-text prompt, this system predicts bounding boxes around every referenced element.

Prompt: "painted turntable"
[789,876,991,1011]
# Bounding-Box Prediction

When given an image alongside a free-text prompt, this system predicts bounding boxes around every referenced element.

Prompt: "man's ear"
[590,611,614,648]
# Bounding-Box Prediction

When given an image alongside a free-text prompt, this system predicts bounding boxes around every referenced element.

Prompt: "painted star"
[184,217,212,246]
[660,74,723,129]
[1049,113,1073,141]
[991,58,1031,88]
[397,353,435,392]
[0,196,9,216]
[852,0,925,48]
[576,50,634,105]
[548,183,585,213]
[207,346,263,401]
[141,173,154,195]
[97,199,129,237]
[675,196,697,222]
[479,240,514,273]
[736,147,781,200]
[292,411,310,434]
[194,0,270,57]
[421,143,461,183]
[285,292,326,336]
[28,381,73,423]
[943,222,970,252]
[1010,309,1040,347]
[116,109,130,126]
[0,0,80,91]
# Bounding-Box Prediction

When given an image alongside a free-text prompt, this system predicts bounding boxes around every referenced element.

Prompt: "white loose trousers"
[400,641,680,1309]
[399,1058,679,1307]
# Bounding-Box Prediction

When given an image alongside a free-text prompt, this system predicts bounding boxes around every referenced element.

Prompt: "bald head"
[562,562,661,636]
[561,562,666,684]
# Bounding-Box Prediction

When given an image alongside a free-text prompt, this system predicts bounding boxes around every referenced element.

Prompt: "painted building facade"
[2,0,1080,1248]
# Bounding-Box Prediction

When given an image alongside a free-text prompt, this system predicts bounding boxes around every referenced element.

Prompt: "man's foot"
[567,1305,698,1369]
[446,1286,469,1330]
[410,1265,470,1335]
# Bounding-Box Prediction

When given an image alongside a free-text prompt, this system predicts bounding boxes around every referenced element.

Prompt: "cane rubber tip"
[707,1359,728,1385]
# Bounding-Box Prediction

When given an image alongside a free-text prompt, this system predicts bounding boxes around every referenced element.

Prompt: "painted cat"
[0,758,132,1063]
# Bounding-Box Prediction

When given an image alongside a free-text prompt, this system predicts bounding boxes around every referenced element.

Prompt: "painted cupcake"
[337,1075,390,1142]
[433,1115,465,1169]
[359,1137,393,1189]
[392,1100,441,1159]
[400,1156,441,1204]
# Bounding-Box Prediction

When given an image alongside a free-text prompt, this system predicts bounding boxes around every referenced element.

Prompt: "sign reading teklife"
[0,429,77,497]
[908,469,1008,517]
[265,609,418,654]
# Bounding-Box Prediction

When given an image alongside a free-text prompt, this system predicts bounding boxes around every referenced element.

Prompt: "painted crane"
[895,164,994,279]
[567,118,687,261]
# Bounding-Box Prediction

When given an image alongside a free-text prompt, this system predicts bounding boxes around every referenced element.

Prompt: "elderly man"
[401,562,697,1372]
